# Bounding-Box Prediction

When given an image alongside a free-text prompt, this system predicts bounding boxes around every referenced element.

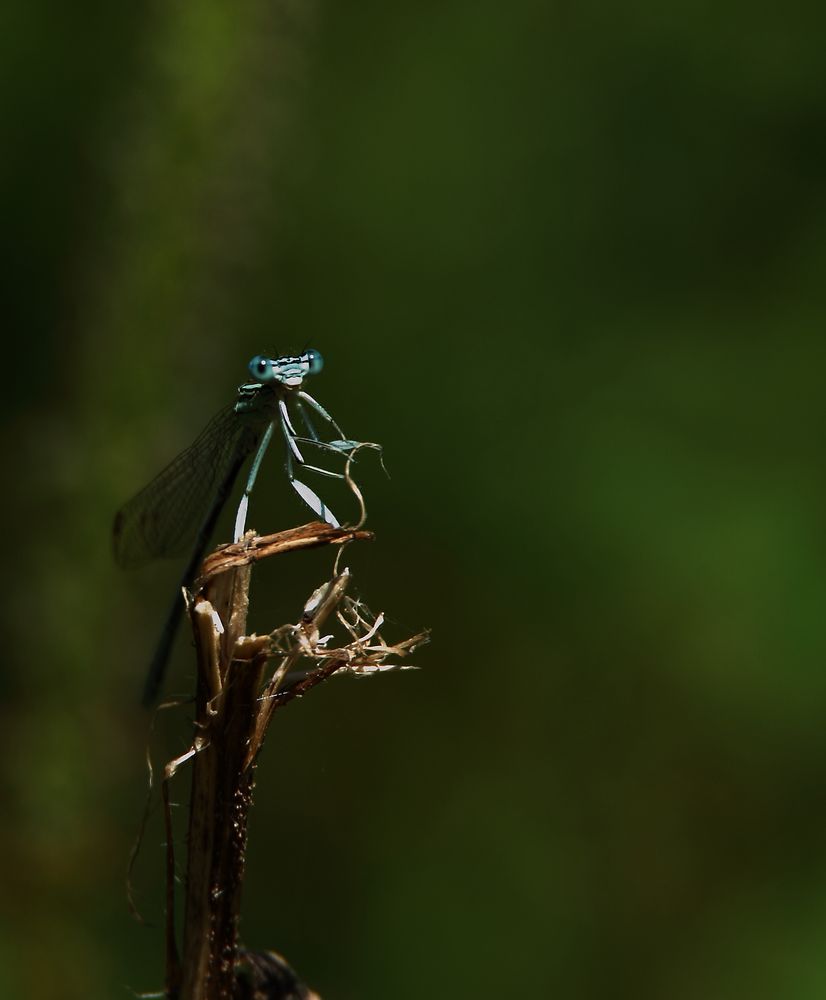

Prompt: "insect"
[114,350,361,704]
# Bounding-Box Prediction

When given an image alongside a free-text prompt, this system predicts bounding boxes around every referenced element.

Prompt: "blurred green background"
[4,2,826,997]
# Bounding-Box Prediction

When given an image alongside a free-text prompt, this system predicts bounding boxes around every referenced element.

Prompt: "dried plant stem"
[166,521,371,1000]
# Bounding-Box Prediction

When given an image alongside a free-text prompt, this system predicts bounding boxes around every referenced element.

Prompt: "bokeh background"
[4,2,826,997]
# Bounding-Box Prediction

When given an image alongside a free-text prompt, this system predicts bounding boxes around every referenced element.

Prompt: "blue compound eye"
[305,348,324,375]
[249,355,274,381]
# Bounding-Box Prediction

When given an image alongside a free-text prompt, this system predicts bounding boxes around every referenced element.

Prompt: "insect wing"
[113,406,261,569]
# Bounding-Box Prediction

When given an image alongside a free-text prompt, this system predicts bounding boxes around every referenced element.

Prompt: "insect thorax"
[234,382,281,419]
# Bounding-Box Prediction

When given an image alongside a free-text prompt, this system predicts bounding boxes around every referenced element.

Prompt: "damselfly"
[114,349,363,704]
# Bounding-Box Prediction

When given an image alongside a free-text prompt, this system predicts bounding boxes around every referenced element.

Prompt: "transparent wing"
[113,405,264,569]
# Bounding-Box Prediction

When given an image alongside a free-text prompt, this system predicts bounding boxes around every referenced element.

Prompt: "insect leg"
[233,420,275,542]
[295,398,320,441]
[284,424,340,528]
[296,390,345,440]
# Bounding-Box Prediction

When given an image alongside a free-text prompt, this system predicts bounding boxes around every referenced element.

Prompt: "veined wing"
[113,405,265,569]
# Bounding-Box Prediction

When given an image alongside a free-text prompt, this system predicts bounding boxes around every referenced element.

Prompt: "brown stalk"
[166,521,371,1000]
[149,514,425,999]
